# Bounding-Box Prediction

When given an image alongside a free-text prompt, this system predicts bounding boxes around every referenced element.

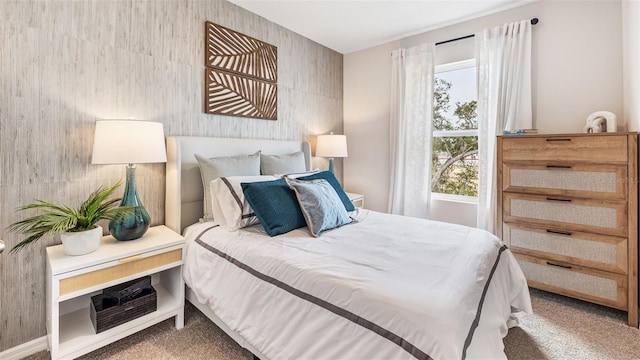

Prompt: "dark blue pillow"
[241,179,307,236]
[297,171,355,212]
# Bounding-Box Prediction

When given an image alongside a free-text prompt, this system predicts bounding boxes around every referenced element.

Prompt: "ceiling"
[227,0,533,54]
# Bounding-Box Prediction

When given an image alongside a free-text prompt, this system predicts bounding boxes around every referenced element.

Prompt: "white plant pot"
[60,226,102,256]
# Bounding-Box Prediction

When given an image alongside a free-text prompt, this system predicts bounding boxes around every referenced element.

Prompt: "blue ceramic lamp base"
[109,164,150,241]
[328,158,335,174]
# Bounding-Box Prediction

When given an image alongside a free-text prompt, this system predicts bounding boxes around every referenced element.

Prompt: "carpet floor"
[25,289,640,360]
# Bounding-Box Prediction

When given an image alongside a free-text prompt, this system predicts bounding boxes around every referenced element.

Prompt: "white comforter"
[183,209,532,360]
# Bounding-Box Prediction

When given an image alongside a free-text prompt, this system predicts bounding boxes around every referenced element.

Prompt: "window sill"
[431,193,478,204]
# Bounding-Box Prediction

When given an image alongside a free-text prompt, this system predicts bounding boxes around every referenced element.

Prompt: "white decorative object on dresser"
[497,132,638,327]
[346,192,364,208]
[46,225,185,359]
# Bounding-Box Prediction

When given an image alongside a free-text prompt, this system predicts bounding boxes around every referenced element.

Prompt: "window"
[432,59,478,200]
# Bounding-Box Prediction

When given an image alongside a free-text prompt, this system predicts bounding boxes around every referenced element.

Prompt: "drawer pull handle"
[546,138,572,142]
[546,229,572,236]
[546,165,572,169]
[546,261,572,269]
[119,254,142,263]
[546,197,572,202]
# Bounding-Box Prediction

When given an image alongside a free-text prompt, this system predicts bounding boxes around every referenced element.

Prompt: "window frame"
[432,58,478,203]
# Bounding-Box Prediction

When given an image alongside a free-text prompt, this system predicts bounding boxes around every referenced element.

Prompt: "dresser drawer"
[503,193,627,237]
[59,249,183,296]
[501,135,628,164]
[515,253,627,310]
[502,163,626,200]
[503,223,627,273]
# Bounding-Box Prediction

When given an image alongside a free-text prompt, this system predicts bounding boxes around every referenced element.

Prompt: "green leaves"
[432,77,479,197]
[7,182,136,253]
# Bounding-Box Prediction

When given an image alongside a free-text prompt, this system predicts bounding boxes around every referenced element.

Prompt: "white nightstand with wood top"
[46,225,185,359]
[346,192,364,209]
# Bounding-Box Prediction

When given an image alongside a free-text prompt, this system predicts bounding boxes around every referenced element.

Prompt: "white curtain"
[476,20,532,233]
[388,43,435,218]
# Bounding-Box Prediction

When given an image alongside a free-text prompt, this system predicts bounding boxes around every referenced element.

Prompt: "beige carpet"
[503,289,640,359]
[26,289,640,360]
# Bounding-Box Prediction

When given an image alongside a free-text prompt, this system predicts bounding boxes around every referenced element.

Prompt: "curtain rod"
[435,18,539,46]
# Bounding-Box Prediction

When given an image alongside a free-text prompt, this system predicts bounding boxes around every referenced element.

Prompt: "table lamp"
[315,133,348,174]
[92,120,167,241]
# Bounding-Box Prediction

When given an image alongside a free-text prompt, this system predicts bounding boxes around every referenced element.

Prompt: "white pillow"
[195,152,260,221]
[260,152,306,175]
[210,192,226,228]
[210,175,277,229]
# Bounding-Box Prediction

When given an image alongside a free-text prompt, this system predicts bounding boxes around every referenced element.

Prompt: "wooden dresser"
[497,132,638,327]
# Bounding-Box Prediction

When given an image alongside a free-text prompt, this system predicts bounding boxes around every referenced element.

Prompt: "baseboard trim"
[0,336,48,360]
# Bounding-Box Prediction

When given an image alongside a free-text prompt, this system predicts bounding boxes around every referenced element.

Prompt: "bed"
[165,136,532,360]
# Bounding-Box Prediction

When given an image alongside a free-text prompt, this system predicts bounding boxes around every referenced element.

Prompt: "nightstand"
[46,225,185,360]
[346,192,364,209]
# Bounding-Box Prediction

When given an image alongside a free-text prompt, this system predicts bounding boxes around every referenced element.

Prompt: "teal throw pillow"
[241,179,307,236]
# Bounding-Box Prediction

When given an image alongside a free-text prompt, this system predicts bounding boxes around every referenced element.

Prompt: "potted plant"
[8,182,135,255]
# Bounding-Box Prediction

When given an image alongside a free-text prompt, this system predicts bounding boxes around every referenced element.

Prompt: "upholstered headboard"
[165,136,312,233]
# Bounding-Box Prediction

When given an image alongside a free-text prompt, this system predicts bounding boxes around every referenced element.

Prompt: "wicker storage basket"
[90,286,157,333]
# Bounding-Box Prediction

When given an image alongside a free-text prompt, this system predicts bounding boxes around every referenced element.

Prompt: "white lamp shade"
[92,120,167,164]
[315,134,348,158]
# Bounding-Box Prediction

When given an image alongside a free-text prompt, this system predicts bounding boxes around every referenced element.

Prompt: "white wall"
[343,41,398,213]
[623,0,640,131]
[344,0,624,224]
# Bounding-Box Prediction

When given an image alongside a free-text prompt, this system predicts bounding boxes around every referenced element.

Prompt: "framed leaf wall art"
[204,21,278,120]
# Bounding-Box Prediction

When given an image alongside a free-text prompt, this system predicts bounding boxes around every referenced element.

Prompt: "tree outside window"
[432,60,478,198]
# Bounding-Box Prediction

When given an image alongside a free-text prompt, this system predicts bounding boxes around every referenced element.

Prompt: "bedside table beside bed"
[46,225,185,360]
[345,192,364,208]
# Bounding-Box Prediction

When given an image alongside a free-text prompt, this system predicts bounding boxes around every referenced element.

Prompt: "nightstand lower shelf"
[58,283,181,358]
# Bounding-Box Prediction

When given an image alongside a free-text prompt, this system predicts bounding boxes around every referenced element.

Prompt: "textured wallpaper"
[0,0,343,351]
